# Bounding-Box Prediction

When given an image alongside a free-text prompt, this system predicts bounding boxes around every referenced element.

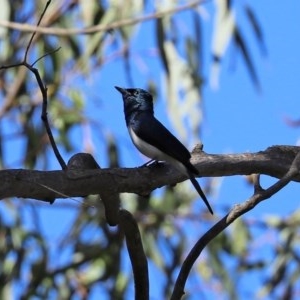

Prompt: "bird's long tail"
[187,170,213,215]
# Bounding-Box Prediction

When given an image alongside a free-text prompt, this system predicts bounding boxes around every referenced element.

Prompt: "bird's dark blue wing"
[131,112,192,164]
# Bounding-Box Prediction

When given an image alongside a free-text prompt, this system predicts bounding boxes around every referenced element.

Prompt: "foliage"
[0,1,299,299]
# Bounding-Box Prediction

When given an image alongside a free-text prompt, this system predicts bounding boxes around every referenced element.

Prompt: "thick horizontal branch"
[191,145,300,179]
[0,145,299,202]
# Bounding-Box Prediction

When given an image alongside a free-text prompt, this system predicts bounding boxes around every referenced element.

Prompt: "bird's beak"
[115,86,127,95]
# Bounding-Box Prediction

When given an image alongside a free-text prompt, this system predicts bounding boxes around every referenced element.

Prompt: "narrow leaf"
[245,5,267,56]
[234,27,261,91]
[156,18,169,75]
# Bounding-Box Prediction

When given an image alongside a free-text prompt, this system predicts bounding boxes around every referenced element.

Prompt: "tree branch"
[0,0,67,170]
[0,0,208,36]
[120,209,149,300]
[0,145,299,202]
[170,149,300,300]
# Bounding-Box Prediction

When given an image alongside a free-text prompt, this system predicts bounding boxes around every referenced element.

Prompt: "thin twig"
[24,0,66,169]
[0,0,67,170]
[31,46,61,67]
[24,62,67,169]
[171,151,300,300]
[37,182,94,208]
[0,0,209,36]
[24,0,52,62]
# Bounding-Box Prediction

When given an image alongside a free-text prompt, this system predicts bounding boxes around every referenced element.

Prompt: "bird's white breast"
[128,126,186,173]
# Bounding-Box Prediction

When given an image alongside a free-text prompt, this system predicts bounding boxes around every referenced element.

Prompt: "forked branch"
[171,150,300,300]
[0,0,66,170]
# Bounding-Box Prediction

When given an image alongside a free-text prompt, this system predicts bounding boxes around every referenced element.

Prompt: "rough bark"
[0,145,299,202]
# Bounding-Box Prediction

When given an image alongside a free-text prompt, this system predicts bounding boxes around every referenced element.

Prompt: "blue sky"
[202,0,300,216]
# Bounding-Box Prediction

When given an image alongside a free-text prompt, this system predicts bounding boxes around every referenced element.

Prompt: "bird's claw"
[140,160,163,168]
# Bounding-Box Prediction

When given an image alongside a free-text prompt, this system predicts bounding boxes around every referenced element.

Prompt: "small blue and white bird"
[115,87,213,214]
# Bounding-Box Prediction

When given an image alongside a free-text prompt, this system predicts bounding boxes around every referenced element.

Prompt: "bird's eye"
[133,90,139,96]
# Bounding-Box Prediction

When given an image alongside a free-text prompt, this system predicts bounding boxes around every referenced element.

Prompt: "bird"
[115,86,213,214]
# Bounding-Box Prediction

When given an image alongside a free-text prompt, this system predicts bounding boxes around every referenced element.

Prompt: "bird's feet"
[140,160,164,168]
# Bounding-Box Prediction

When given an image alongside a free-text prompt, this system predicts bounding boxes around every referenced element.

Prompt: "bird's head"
[115,87,154,114]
